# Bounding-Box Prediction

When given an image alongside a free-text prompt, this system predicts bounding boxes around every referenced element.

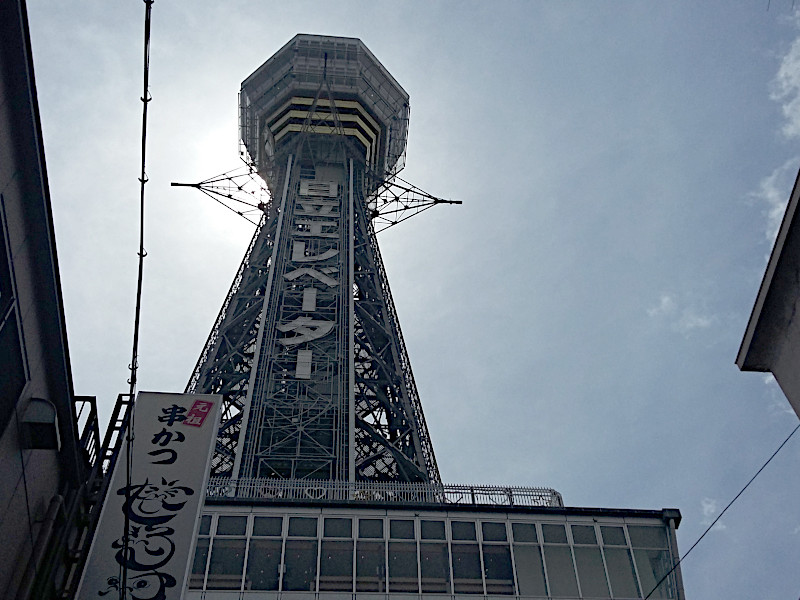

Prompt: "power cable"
[120,1,153,598]
[643,421,800,599]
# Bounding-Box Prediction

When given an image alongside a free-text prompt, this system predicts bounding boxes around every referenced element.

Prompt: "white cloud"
[761,21,800,247]
[647,294,677,317]
[674,310,713,335]
[647,293,715,337]
[772,25,800,139]
[701,497,727,531]
[750,157,798,243]
[762,374,796,416]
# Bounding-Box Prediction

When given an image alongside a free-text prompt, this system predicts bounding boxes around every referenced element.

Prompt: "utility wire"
[121,1,153,598]
[643,421,800,599]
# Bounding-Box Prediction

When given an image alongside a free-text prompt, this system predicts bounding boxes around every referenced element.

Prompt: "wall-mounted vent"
[21,398,61,450]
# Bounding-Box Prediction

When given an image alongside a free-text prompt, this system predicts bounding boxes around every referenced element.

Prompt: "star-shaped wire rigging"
[171,165,271,225]
[171,164,460,232]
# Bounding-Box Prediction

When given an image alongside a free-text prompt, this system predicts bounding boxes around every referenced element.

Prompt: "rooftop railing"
[206,477,563,508]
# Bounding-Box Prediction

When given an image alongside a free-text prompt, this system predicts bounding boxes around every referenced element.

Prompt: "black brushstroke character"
[157,404,187,426]
[98,571,176,600]
[151,427,186,446]
[111,524,176,570]
[147,448,178,465]
[117,478,194,526]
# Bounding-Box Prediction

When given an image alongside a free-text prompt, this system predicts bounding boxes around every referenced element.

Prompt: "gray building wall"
[0,1,94,597]
[771,322,800,415]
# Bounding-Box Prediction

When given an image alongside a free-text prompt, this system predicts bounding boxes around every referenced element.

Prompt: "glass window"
[452,543,482,594]
[288,516,317,537]
[542,523,568,544]
[189,537,209,589]
[482,545,514,594]
[356,541,386,591]
[198,515,212,536]
[420,520,446,540]
[634,549,673,599]
[513,544,547,596]
[388,541,418,592]
[574,546,610,597]
[420,542,450,593]
[389,519,414,539]
[571,524,597,545]
[206,538,246,590]
[253,516,282,537]
[451,521,477,541]
[481,522,507,542]
[283,539,318,591]
[512,522,538,543]
[246,539,281,590]
[359,518,383,539]
[543,545,578,597]
[604,547,640,598]
[628,525,668,549]
[319,540,354,591]
[216,515,247,536]
[324,518,352,538]
[600,525,627,546]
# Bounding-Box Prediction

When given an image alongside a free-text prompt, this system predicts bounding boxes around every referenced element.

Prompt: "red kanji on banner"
[182,400,214,427]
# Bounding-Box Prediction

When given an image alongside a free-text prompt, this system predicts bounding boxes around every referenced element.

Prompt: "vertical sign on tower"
[77,392,221,600]
[236,164,351,482]
[281,179,340,377]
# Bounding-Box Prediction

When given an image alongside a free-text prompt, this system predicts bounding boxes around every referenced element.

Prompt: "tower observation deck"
[187,34,438,485]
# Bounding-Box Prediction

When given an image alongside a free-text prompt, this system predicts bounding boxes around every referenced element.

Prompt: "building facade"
[0,1,102,597]
[187,503,682,599]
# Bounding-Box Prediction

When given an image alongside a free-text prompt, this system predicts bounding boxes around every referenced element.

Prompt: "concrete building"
[737,166,800,417]
[0,1,103,597]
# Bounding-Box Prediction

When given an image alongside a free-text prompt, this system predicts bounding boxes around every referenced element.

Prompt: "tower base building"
[187,498,683,599]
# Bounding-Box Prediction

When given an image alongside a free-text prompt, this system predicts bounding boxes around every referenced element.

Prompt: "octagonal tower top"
[240,34,410,182]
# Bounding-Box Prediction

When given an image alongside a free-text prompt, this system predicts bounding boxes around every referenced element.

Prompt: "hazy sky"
[25,2,800,598]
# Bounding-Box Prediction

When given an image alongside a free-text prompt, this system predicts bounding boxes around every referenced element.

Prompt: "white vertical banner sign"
[77,392,220,600]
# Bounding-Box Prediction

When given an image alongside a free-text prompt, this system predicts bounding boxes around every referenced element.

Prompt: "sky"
[23,1,800,598]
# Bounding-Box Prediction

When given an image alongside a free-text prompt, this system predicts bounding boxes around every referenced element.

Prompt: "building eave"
[737,163,800,371]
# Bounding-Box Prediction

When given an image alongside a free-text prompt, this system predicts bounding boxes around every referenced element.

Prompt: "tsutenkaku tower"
[186,34,440,486]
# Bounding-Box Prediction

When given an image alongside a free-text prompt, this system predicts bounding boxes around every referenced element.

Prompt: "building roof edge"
[737,162,800,371]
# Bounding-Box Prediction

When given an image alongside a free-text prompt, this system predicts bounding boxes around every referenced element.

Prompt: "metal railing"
[206,478,563,508]
[74,395,100,471]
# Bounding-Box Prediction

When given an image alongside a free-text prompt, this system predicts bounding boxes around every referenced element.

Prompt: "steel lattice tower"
[186,35,440,486]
